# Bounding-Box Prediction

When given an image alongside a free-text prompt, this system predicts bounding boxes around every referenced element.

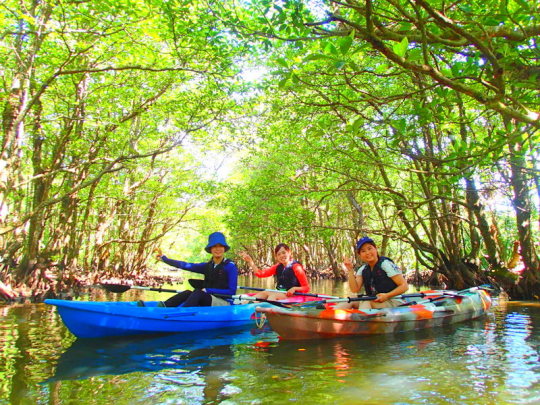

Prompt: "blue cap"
[205,232,230,253]
[356,236,375,251]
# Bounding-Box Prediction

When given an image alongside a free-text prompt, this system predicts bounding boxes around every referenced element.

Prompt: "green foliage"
[213,0,539,282]
[0,0,252,280]
[1,0,537,291]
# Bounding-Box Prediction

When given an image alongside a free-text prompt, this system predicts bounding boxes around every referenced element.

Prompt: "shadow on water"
[45,326,278,382]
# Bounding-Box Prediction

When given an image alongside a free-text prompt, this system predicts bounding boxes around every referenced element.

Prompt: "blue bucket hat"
[356,236,375,252]
[205,232,230,253]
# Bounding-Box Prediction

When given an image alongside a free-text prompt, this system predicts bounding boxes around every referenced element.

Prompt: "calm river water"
[0,277,539,404]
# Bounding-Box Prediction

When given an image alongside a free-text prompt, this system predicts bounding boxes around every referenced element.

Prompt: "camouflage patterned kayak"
[255,287,492,340]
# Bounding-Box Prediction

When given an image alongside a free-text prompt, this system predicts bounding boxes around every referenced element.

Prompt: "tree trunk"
[508,139,540,298]
[464,177,505,270]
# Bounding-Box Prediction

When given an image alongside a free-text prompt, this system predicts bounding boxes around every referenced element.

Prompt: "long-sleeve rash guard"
[254,261,310,293]
[161,256,238,296]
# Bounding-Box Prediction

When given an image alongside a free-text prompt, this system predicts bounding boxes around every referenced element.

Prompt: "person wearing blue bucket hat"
[205,232,230,253]
[140,232,237,307]
[337,236,408,310]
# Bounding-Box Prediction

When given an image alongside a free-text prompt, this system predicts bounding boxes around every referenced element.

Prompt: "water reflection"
[500,310,540,403]
[42,326,279,404]
[47,327,277,382]
[0,285,539,404]
[240,314,540,404]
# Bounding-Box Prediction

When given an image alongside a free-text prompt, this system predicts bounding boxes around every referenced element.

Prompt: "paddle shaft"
[99,284,186,294]
[99,284,294,307]
[239,286,337,299]
[129,286,184,294]
[294,291,464,307]
[399,286,489,307]
[213,294,295,307]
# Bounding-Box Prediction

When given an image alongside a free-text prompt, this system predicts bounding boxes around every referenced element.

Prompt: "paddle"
[239,286,338,299]
[101,280,210,294]
[397,285,493,307]
[188,279,205,289]
[213,294,297,308]
[290,291,462,308]
[100,284,184,294]
[99,283,294,308]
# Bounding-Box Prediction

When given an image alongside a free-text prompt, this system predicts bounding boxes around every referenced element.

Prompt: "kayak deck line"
[162,312,198,318]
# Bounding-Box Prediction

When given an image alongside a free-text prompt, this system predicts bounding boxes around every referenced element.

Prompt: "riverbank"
[0,262,453,304]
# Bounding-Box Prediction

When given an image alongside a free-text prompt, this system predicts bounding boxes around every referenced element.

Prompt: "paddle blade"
[100,283,131,293]
[188,279,205,289]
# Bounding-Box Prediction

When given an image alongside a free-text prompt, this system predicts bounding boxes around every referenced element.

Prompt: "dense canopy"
[0,0,538,300]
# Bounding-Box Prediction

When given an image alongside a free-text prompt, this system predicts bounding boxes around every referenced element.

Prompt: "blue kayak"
[45,299,267,338]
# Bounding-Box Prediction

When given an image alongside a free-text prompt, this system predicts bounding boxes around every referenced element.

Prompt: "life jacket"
[203,259,231,290]
[361,256,398,295]
[275,261,302,291]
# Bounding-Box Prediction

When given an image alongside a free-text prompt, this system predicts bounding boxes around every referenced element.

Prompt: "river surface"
[0,277,539,404]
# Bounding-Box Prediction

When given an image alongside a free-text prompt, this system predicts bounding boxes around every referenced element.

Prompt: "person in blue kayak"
[150,232,238,307]
[338,236,408,309]
[239,243,310,301]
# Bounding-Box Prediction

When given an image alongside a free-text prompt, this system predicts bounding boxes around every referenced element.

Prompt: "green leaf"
[408,48,423,63]
[349,61,359,70]
[393,118,407,133]
[451,62,464,77]
[324,42,338,56]
[398,22,412,32]
[276,57,289,68]
[351,117,363,132]
[512,0,530,10]
[375,63,389,74]
[303,53,332,63]
[484,16,503,26]
[334,60,346,69]
[278,72,290,88]
[392,37,409,57]
[339,36,353,55]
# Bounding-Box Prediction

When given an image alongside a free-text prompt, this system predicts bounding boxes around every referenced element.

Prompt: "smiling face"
[210,244,226,261]
[358,243,379,266]
[275,246,292,266]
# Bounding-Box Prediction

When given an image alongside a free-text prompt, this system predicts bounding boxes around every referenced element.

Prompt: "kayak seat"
[136,300,167,307]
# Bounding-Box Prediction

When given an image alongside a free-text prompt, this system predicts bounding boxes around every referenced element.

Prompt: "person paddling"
[337,236,408,309]
[239,243,310,301]
[146,232,238,307]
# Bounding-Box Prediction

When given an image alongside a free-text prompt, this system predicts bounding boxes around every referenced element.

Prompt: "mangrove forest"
[0,0,538,301]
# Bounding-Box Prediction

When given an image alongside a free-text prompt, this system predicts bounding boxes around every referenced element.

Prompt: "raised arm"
[239,251,258,272]
[239,251,276,277]
[158,254,208,274]
[343,255,363,294]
